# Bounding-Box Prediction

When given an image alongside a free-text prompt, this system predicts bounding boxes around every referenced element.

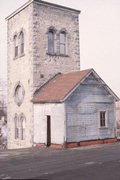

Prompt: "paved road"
[0,142,120,179]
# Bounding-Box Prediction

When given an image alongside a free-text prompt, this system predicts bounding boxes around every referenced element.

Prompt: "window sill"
[14,139,25,141]
[99,127,108,129]
[47,52,69,57]
[13,53,25,60]
[14,56,19,60]
[19,53,25,58]
[59,54,69,57]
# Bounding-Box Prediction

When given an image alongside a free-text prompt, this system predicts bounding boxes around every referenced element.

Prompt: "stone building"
[32,69,119,148]
[6,0,119,149]
[6,0,80,149]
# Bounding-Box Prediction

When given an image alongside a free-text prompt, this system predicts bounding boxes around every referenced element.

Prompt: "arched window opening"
[14,83,25,106]
[14,114,19,139]
[19,114,26,140]
[60,31,66,55]
[14,114,26,140]
[48,30,54,54]
[14,35,18,57]
[19,31,24,55]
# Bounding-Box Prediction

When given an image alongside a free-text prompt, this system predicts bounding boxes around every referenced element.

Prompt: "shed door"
[47,115,51,147]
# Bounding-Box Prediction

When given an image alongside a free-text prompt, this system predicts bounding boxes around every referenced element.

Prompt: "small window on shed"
[100,111,106,127]
[14,35,18,58]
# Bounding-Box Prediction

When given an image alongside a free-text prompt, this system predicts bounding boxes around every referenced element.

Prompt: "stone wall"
[7,1,80,149]
[7,3,34,149]
[32,1,80,90]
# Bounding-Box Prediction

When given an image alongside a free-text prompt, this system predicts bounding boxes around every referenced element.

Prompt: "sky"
[0,0,120,97]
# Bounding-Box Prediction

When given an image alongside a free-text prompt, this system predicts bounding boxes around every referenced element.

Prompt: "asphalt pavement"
[0,142,120,179]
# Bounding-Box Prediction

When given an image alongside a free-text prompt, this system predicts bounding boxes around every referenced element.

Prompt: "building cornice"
[5,0,33,20]
[34,0,81,14]
[6,0,81,21]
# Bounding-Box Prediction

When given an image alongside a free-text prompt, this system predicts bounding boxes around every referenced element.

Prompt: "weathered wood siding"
[116,101,120,138]
[65,73,116,143]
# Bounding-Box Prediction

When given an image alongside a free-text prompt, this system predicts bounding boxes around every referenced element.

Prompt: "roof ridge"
[61,68,92,76]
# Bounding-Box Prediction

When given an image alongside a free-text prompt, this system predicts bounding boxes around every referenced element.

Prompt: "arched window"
[14,35,18,57]
[14,114,19,139]
[60,31,66,55]
[48,30,55,54]
[14,83,25,106]
[19,114,26,140]
[19,31,24,55]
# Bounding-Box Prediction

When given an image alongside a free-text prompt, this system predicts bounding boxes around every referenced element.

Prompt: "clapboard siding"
[66,74,116,142]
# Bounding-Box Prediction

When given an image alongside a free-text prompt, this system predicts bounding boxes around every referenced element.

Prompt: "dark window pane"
[20,32,24,54]
[48,31,54,54]
[15,128,19,139]
[21,43,24,54]
[60,33,65,43]
[15,46,18,57]
[60,44,65,54]
[14,35,18,57]
[60,32,66,55]
[100,112,106,127]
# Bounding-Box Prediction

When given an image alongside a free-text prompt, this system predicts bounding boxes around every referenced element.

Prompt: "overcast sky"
[0,0,120,97]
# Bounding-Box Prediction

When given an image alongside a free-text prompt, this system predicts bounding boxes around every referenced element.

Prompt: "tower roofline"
[6,0,81,21]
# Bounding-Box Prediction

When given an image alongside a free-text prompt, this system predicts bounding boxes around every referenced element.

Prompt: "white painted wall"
[34,103,66,145]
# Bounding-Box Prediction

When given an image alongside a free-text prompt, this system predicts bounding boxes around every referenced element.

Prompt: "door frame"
[47,115,51,147]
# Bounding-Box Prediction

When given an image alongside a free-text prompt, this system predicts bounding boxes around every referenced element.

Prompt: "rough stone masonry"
[6,0,80,149]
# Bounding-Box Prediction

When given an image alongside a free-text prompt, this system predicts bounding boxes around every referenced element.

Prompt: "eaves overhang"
[6,0,81,21]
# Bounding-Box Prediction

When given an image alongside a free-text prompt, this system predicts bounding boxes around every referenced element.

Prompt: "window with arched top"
[14,113,26,140]
[60,31,66,55]
[14,35,18,57]
[14,114,19,139]
[19,31,24,55]
[19,114,26,140]
[14,82,25,106]
[48,30,55,54]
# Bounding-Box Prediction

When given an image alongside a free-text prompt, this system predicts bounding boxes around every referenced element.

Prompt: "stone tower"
[6,0,80,149]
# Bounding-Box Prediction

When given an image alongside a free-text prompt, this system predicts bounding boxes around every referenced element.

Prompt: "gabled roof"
[32,69,120,103]
[32,69,92,103]
[32,68,120,103]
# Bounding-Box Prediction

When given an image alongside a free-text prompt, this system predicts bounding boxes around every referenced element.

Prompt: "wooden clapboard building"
[32,69,119,148]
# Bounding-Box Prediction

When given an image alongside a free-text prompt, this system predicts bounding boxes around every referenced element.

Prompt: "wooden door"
[47,116,51,147]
